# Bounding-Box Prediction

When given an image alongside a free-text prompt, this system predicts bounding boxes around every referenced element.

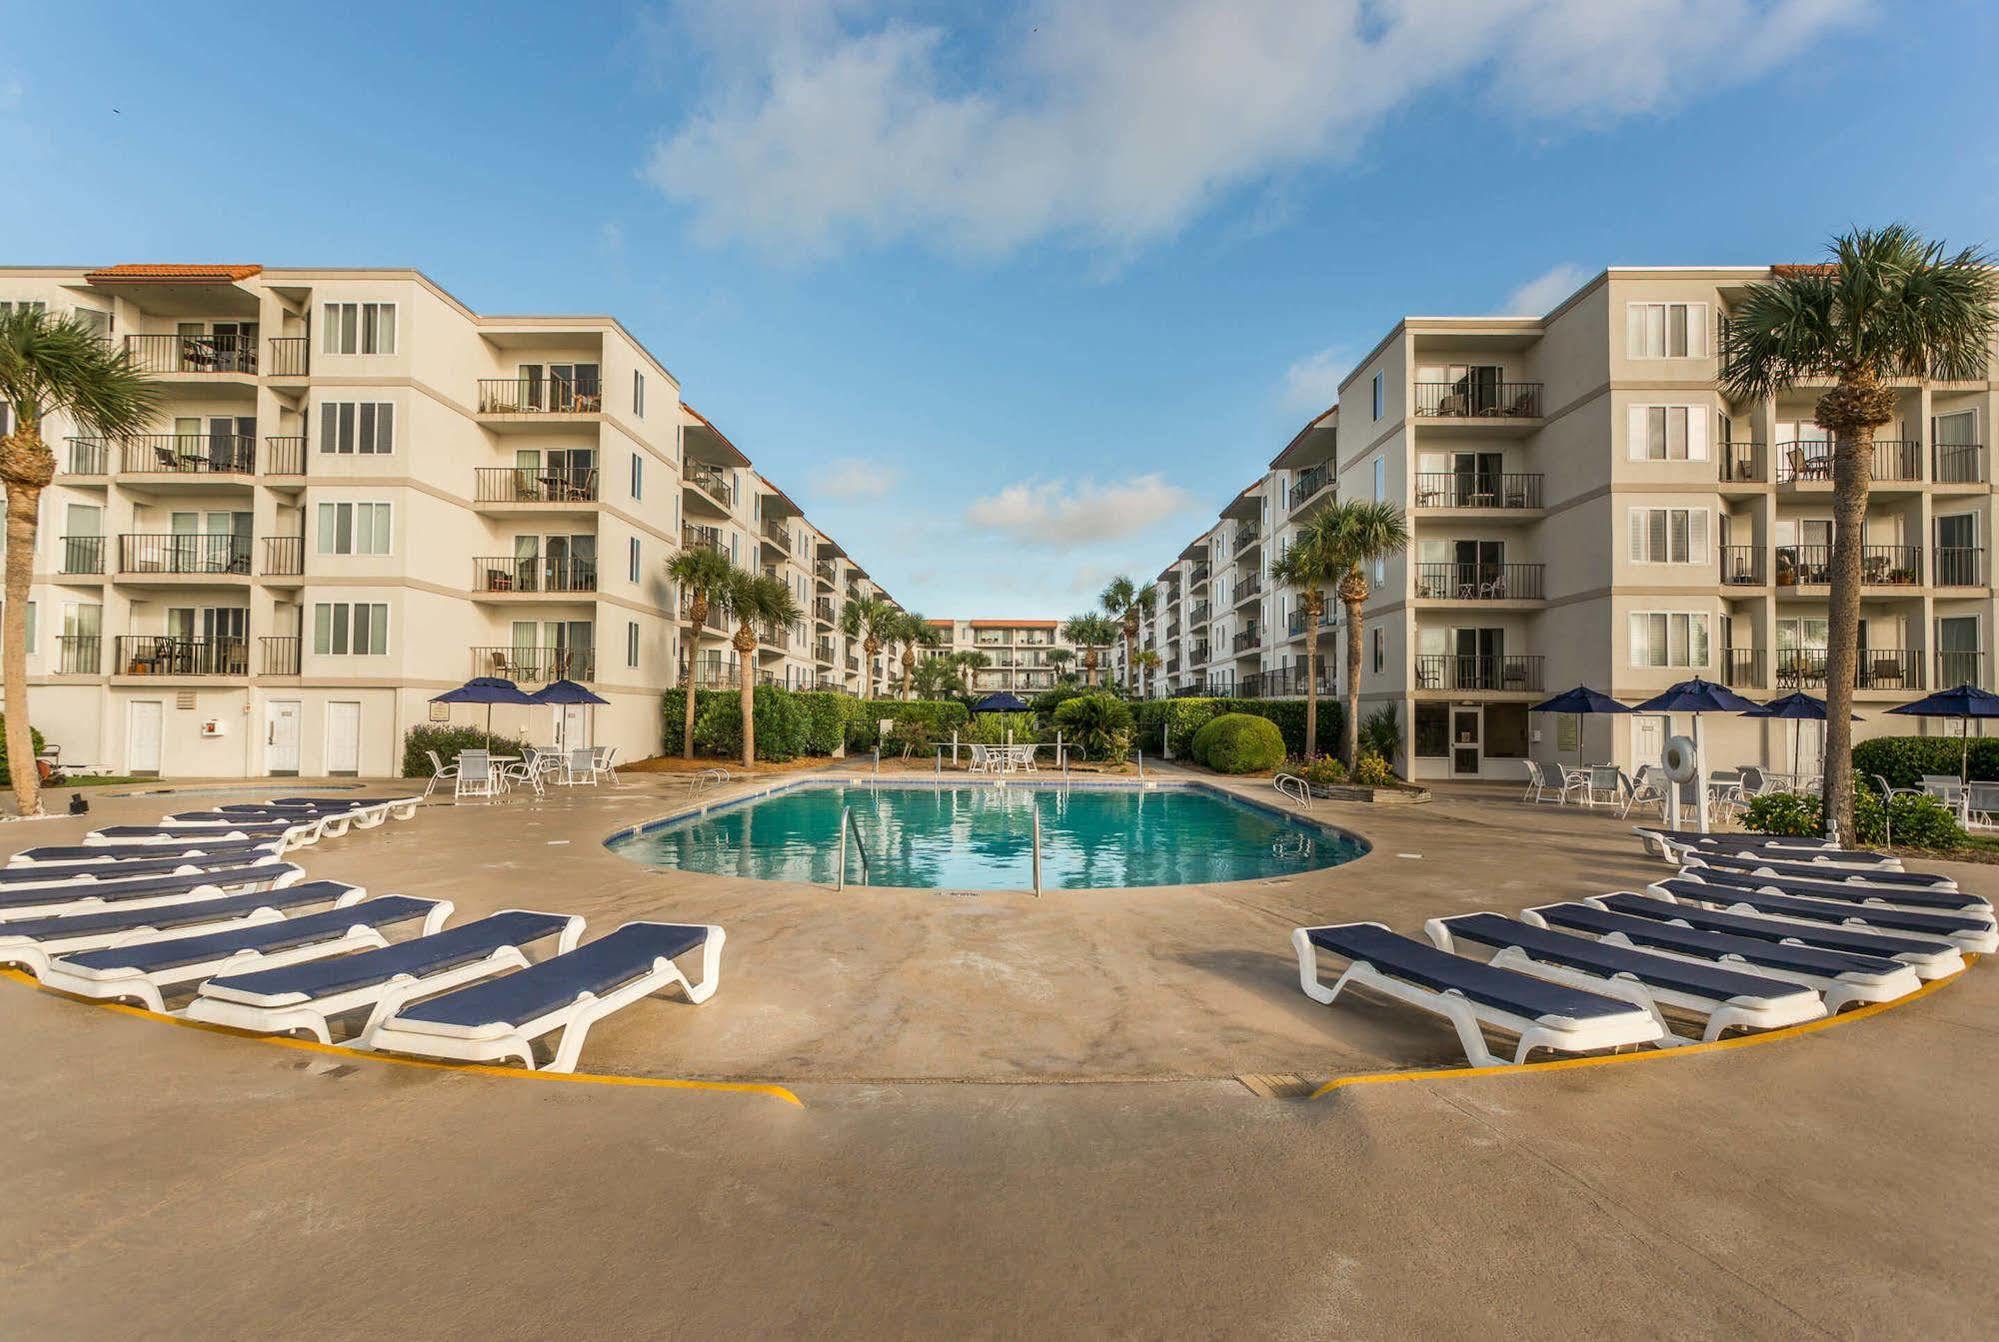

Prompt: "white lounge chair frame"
[1,885,367,980]
[0,863,305,923]
[1290,922,1665,1067]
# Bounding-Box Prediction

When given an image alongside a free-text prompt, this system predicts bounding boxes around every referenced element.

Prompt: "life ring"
[1661,735,1700,785]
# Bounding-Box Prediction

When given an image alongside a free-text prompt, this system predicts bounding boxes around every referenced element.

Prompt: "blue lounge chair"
[1649,878,1996,955]
[368,921,725,1073]
[0,849,283,886]
[0,861,303,922]
[85,821,315,849]
[1679,864,1992,915]
[1290,921,1666,1067]
[187,909,584,1045]
[36,896,451,1011]
[1588,892,1964,980]
[1632,827,1891,868]
[0,881,365,978]
[1522,900,1921,1011]
[160,809,347,838]
[1681,848,1955,890]
[8,837,280,866]
[1426,911,1826,1042]
[267,795,421,820]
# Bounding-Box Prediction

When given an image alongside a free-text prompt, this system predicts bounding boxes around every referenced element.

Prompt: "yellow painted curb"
[0,968,803,1108]
[1310,954,1976,1100]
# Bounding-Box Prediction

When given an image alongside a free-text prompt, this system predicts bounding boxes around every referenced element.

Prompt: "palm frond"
[0,308,161,436]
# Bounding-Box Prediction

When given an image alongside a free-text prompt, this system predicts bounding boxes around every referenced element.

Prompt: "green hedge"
[1132,697,1341,760]
[1851,736,1999,790]
[0,724,48,786]
[847,699,972,752]
[402,725,498,777]
[1745,788,1964,850]
[1190,713,1286,773]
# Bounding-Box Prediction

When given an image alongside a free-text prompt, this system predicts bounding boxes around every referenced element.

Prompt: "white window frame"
[1626,301,1709,359]
[1371,371,1383,420]
[318,401,395,454]
[631,453,643,499]
[320,302,397,355]
[628,536,641,583]
[633,370,645,417]
[1628,507,1711,565]
[316,501,392,556]
[1628,611,1711,668]
[1627,404,1710,461]
[627,621,640,668]
[313,601,390,656]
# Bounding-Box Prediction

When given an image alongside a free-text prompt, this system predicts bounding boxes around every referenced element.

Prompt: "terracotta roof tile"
[84,263,262,282]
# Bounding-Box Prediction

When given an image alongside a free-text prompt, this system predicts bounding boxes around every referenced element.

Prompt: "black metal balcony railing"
[260,636,301,676]
[1236,572,1263,601]
[1239,666,1331,700]
[760,521,791,552]
[815,641,835,663]
[264,435,306,476]
[687,468,733,506]
[1777,650,1921,692]
[1289,464,1332,511]
[846,654,860,672]
[1934,547,1983,587]
[814,598,836,622]
[125,332,256,375]
[1775,545,1921,587]
[472,557,598,594]
[1720,648,1766,689]
[1934,442,1985,484]
[1938,651,1984,689]
[1414,381,1542,418]
[1774,439,1923,483]
[59,535,105,575]
[1286,607,1336,636]
[117,534,252,576]
[63,437,110,475]
[267,337,309,377]
[476,375,602,414]
[1719,441,1761,482]
[114,636,248,676]
[1189,603,1211,625]
[1165,621,1182,640]
[1413,473,1543,509]
[262,536,304,576]
[119,434,255,475]
[472,646,595,682]
[682,524,725,554]
[55,634,101,675]
[1720,546,1764,586]
[1190,564,1211,586]
[1232,627,1261,653]
[1191,643,1211,664]
[1415,563,1545,600]
[815,561,837,585]
[1415,654,1545,692]
[1234,523,1261,548]
[474,466,599,504]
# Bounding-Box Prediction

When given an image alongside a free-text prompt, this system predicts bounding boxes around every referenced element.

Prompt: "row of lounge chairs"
[1,791,723,1073]
[1292,828,1990,1067]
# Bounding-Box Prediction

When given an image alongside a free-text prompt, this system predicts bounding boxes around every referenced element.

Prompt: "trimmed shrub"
[1191,713,1286,774]
[1133,696,1342,761]
[1741,791,1822,837]
[1851,736,1999,790]
[1351,749,1396,786]
[1052,693,1135,762]
[1744,788,1964,850]
[1030,685,1084,717]
[0,724,51,785]
[792,691,865,756]
[402,725,496,777]
[694,684,807,762]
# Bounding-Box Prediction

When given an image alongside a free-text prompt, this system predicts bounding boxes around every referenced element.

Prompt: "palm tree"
[1136,648,1162,698]
[1271,529,1346,758]
[912,653,963,698]
[1048,647,1074,682]
[839,594,897,700]
[951,648,990,694]
[1311,500,1410,767]
[1722,227,1997,840]
[893,610,938,699]
[1098,576,1156,695]
[0,310,157,816]
[1061,614,1120,688]
[717,572,801,769]
[665,545,737,759]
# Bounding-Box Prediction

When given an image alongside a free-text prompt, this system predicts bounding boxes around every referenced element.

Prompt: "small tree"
[718,572,801,769]
[893,610,939,700]
[1317,500,1410,766]
[665,545,737,759]
[1271,526,1345,757]
[1048,647,1074,682]
[1061,613,1120,688]
[1099,576,1156,695]
[839,595,897,699]
[1136,648,1162,698]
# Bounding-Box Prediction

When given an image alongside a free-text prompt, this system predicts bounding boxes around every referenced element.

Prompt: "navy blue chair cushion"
[1306,923,1636,1022]
[205,911,572,1002]
[59,897,436,974]
[394,923,708,1030]
[1444,913,1808,1004]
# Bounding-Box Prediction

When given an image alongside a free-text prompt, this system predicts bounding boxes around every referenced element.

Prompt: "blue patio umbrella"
[1633,677,1761,832]
[1743,690,1861,781]
[1887,683,1999,779]
[431,676,536,750]
[530,679,610,749]
[973,692,1030,713]
[1528,685,1632,766]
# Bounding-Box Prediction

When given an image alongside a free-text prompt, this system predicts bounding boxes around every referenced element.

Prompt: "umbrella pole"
[1694,713,1709,834]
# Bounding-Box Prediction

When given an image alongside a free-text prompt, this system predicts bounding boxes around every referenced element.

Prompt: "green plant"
[1358,704,1399,762]
[1744,788,1965,850]
[1060,613,1121,689]
[791,691,866,756]
[1741,791,1823,837]
[1351,748,1395,786]
[1851,736,1999,790]
[1190,713,1286,774]
[844,699,972,752]
[1030,684,1083,717]
[1270,529,1340,756]
[839,596,899,700]
[716,571,803,768]
[695,683,806,762]
[1098,576,1156,696]
[665,544,738,758]
[965,712,1036,746]
[1303,755,1347,788]
[0,723,48,786]
[1299,499,1410,764]
[1131,697,1341,761]
[402,725,496,777]
[1052,693,1134,762]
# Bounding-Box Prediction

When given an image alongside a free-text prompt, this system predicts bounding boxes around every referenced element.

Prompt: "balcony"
[815,560,837,587]
[685,466,733,512]
[759,520,792,555]
[1234,522,1261,549]
[1935,441,1986,484]
[1719,441,1762,483]
[815,641,835,664]
[116,534,251,578]
[1414,381,1541,419]
[262,536,304,577]
[114,636,248,677]
[814,597,836,623]
[1414,473,1543,509]
[1938,651,1985,688]
[1289,464,1332,512]
[1415,654,1544,692]
[62,437,110,476]
[124,332,256,375]
[55,635,101,675]
[1775,439,1921,484]
[1934,547,1983,587]
[1235,572,1263,603]
[1777,650,1921,693]
[118,433,256,477]
[1189,602,1211,625]
[1190,564,1211,587]
[264,435,306,477]
[846,653,860,672]
[1286,607,1336,636]
[260,636,301,677]
[267,337,309,377]
[58,535,105,576]
[475,375,603,415]
[1720,546,1764,586]
[471,646,595,683]
[1720,647,1766,689]
[1191,642,1211,664]
[682,523,725,554]
[1415,563,1545,600]
[686,658,741,689]
[471,556,598,595]
[1232,627,1262,654]
[474,466,599,505]
[1240,666,1330,699]
[1775,545,1920,587]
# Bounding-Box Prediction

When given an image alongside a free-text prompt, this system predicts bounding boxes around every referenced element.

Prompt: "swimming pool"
[607,783,1367,890]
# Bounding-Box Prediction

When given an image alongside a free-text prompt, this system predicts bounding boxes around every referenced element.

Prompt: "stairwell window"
[627,621,640,668]
[633,371,645,418]
[1628,507,1710,564]
[313,602,389,655]
[1629,612,1710,668]
[631,453,643,499]
[629,536,641,583]
[1626,302,1708,358]
[316,502,392,555]
[1628,405,1709,460]
[318,401,394,454]
[1372,371,1383,420]
[321,302,396,355]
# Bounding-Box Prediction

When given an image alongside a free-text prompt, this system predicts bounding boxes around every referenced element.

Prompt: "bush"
[1352,749,1396,786]
[1851,736,1999,790]
[0,724,50,786]
[1191,713,1286,774]
[691,684,808,762]
[1053,693,1135,762]
[402,725,497,777]
[965,712,1037,745]
[1359,705,1400,762]
[792,691,865,756]
[1132,697,1342,760]
[844,699,971,753]
[1030,685,1084,717]
[1741,791,1821,837]
[1744,788,1965,850]
[1303,755,1347,787]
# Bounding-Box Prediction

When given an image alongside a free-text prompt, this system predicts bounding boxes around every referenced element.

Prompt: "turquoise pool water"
[607,784,1367,890]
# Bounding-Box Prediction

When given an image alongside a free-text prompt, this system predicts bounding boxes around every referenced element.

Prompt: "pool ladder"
[836,804,871,891]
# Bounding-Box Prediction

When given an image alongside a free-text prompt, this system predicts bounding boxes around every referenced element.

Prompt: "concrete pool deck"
[1,770,1992,1335]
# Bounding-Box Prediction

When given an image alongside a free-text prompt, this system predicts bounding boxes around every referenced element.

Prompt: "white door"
[265,700,302,775]
[1631,715,1667,772]
[1449,706,1482,777]
[560,703,589,749]
[127,700,163,775]
[326,701,361,775]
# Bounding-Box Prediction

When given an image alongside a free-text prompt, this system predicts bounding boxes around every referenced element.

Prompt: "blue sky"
[4,0,1996,617]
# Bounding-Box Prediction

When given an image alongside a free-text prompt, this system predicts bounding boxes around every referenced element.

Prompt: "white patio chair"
[454,752,500,803]
[1963,782,1999,833]
[1619,765,1666,819]
[968,743,991,775]
[422,749,460,799]
[562,747,600,787]
[594,745,619,782]
[1014,744,1038,774]
[1582,765,1622,808]
[1523,759,1580,805]
[1919,774,1965,809]
[503,756,545,797]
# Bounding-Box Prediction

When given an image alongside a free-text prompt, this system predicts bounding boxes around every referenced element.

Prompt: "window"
[1371,371,1383,420]
[627,621,640,668]
[313,602,389,655]
[318,401,395,454]
[633,371,645,417]
[1629,612,1710,668]
[1372,456,1385,502]
[321,302,397,354]
[316,502,392,555]
[1626,302,1708,358]
[1628,405,1709,460]
[630,453,643,499]
[1371,626,1383,673]
[628,536,641,583]
[0,300,47,318]
[1628,507,1710,564]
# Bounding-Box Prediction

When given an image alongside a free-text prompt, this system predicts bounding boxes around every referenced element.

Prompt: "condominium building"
[925,619,1100,694]
[0,264,898,778]
[1127,265,1997,782]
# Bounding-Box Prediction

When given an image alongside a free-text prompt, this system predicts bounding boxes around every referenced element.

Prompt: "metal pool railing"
[835,804,871,891]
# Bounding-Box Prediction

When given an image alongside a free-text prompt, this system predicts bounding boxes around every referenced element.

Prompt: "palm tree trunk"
[736,629,757,769]
[1123,627,1136,695]
[1821,424,1874,842]
[865,636,879,701]
[1343,595,1364,768]
[3,476,43,815]
[681,594,706,759]
[1303,594,1320,757]
[901,647,913,700]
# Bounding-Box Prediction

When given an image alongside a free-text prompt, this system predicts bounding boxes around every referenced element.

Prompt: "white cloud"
[1494,262,1589,316]
[643,0,1865,259]
[964,474,1193,549]
[813,455,899,499]
[1280,346,1350,413]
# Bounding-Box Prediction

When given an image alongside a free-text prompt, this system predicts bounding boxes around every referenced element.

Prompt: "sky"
[4,0,1997,618]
